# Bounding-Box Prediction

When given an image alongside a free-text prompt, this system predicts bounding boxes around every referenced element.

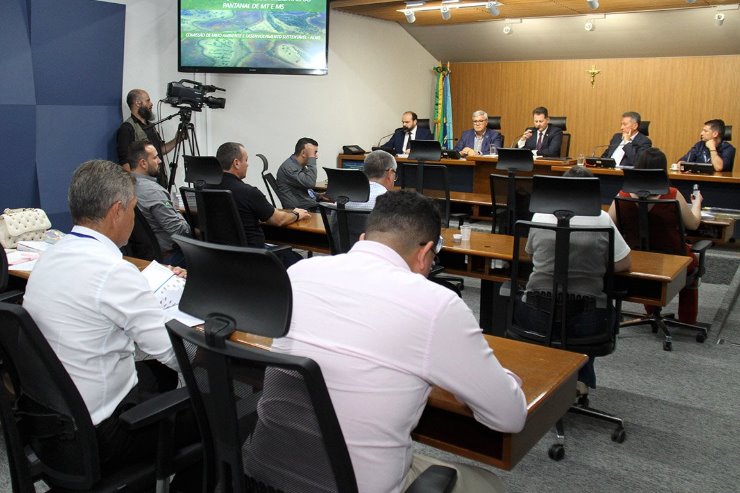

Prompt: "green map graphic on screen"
[181,0,327,70]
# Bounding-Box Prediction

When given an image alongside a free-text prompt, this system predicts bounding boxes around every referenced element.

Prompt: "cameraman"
[116,89,182,188]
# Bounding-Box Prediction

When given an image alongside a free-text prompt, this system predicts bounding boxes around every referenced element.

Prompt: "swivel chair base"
[548,397,626,461]
[621,309,708,351]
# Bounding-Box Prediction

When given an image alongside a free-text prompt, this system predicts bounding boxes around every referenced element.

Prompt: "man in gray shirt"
[276,137,323,210]
[129,139,190,265]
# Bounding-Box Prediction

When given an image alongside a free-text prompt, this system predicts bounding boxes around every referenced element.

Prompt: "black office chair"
[398,162,468,229]
[179,186,203,240]
[320,168,371,254]
[0,248,24,303]
[638,120,650,137]
[548,116,570,157]
[723,125,732,141]
[487,115,504,146]
[505,175,626,461]
[121,206,163,262]
[166,236,457,493]
[417,118,431,132]
[613,169,711,351]
[493,148,535,235]
[0,302,203,493]
[194,188,248,247]
[489,174,533,235]
[257,153,282,208]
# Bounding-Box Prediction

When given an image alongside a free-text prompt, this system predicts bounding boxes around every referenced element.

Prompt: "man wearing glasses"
[345,149,397,210]
[454,110,503,157]
[272,191,527,493]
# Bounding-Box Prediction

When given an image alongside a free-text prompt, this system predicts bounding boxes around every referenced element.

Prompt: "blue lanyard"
[68,231,99,241]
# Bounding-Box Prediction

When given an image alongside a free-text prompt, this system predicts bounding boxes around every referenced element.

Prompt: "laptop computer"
[184,155,223,186]
[408,140,442,162]
[585,157,617,168]
[681,162,714,174]
[621,168,670,196]
[496,147,534,172]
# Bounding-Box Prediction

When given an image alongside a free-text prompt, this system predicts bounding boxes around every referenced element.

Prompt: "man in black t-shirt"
[214,142,311,266]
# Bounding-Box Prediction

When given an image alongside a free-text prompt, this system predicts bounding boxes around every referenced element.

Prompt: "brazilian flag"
[433,63,453,149]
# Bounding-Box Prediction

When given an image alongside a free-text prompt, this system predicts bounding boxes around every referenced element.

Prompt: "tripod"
[167,109,200,192]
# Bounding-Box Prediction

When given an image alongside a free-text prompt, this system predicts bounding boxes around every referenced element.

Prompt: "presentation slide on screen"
[180,0,327,71]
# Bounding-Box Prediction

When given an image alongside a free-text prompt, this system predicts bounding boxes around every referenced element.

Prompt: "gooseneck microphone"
[591,144,611,157]
[376,130,397,148]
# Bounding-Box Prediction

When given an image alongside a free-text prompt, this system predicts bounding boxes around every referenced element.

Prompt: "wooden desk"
[262,217,691,331]
[231,330,586,471]
[9,256,150,281]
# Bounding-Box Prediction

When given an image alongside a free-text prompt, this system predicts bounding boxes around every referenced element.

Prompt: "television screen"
[179,0,329,75]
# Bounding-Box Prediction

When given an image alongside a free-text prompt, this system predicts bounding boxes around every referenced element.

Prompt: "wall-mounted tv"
[179,0,329,75]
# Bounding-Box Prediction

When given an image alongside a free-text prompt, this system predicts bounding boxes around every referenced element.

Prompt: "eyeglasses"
[419,235,444,254]
[387,168,398,182]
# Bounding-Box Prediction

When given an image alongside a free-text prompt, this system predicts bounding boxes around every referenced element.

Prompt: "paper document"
[141,260,185,310]
[6,250,40,271]
[16,241,52,253]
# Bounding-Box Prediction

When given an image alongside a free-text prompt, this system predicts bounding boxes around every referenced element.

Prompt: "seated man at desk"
[601,111,652,168]
[515,106,562,157]
[214,141,310,267]
[129,139,191,266]
[454,110,503,157]
[345,149,397,210]
[273,191,527,493]
[382,111,434,155]
[677,119,735,172]
[515,166,631,396]
[276,137,324,210]
[22,160,200,490]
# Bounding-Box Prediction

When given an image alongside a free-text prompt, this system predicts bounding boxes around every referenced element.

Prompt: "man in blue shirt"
[678,119,735,172]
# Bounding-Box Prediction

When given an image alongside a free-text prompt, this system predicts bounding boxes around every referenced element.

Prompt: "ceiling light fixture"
[586,0,599,9]
[714,12,725,26]
[404,9,416,23]
[440,5,451,20]
[584,20,595,31]
[503,24,513,34]
[397,1,505,22]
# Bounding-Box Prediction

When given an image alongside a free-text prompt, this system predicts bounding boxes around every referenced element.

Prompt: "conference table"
[337,154,740,210]
[262,214,692,333]
[230,330,587,471]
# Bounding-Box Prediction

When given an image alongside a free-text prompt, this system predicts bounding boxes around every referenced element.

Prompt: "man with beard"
[116,89,182,187]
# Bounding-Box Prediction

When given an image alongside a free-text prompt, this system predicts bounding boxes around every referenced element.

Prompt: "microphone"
[591,144,610,157]
[376,129,398,147]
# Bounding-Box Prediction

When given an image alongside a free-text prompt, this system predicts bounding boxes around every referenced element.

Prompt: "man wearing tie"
[454,110,503,157]
[601,111,652,168]
[383,111,434,155]
[516,107,563,157]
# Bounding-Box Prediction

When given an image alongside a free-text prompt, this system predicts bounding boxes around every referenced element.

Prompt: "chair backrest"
[398,162,452,227]
[489,174,533,235]
[319,203,372,255]
[613,195,687,255]
[324,167,370,206]
[487,116,504,146]
[560,133,571,158]
[122,206,163,262]
[166,237,357,492]
[257,154,281,208]
[194,189,248,246]
[506,220,617,353]
[179,186,202,240]
[0,302,101,492]
[638,120,650,137]
[1,247,10,293]
[416,118,431,131]
[548,116,567,131]
[184,155,223,189]
[723,125,732,142]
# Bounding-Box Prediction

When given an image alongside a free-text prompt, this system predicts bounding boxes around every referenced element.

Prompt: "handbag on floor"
[0,208,52,249]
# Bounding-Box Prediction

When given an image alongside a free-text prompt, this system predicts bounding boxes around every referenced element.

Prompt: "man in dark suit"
[454,110,503,157]
[515,107,563,157]
[601,111,652,168]
[382,111,434,155]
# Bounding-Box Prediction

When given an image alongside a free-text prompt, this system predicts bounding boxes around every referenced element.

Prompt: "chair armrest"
[0,290,24,304]
[266,244,291,254]
[689,239,713,277]
[405,465,457,493]
[119,387,191,430]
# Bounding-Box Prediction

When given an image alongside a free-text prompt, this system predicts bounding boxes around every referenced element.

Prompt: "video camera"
[165,79,226,111]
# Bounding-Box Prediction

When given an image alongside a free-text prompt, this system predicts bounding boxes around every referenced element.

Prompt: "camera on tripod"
[165,79,226,111]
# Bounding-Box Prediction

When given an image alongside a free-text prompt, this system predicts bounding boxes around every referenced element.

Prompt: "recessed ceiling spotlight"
[714,12,725,26]
[503,24,513,35]
[587,0,599,9]
[404,9,416,23]
[584,20,595,31]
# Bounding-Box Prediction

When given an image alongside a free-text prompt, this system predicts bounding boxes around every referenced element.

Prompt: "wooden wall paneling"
[449,55,740,164]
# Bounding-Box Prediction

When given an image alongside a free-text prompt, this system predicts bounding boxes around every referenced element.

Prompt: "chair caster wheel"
[663,340,672,351]
[696,332,707,343]
[548,443,565,461]
[576,394,589,407]
[612,427,626,443]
